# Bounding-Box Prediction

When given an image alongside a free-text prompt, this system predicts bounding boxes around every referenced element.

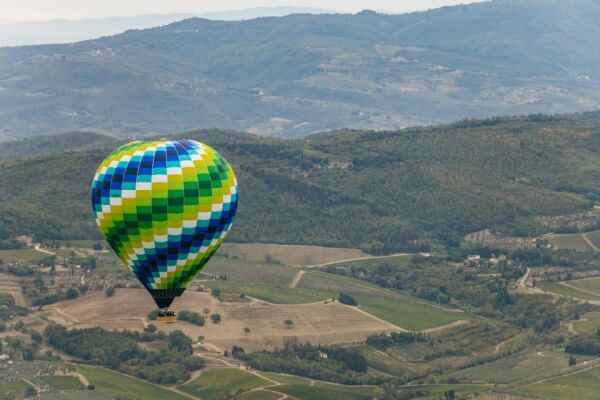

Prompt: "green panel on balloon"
[91,140,238,308]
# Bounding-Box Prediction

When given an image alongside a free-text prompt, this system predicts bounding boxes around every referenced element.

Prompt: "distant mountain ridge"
[0,7,336,47]
[1,0,600,141]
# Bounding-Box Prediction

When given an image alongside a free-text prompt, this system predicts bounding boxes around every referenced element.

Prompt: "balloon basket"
[157,309,177,323]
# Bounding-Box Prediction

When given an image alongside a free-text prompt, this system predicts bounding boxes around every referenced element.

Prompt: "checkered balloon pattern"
[91,140,238,308]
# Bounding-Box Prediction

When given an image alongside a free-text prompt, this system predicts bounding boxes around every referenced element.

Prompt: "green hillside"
[2,0,600,140]
[0,131,118,160]
[2,114,600,252]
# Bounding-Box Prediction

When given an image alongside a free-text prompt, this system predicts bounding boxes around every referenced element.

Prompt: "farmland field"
[327,254,413,271]
[537,281,600,301]
[448,349,584,385]
[219,243,369,266]
[0,248,52,262]
[202,280,329,304]
[565,277,600,296]
[574,313,600,335]
[49,288,395,352]
[236,390,281,400]
[355,295,465,331]
[298,270,474,330]
[546,233,594,252]
[516,364,600,400]
[357,346,412,377]
[179,368,269,400]
[76,364,188,400]
[202,256,299,288]
[260,372,375,400]
[39,375,85,390]
[584,230,600,249]
[0,381,30,398]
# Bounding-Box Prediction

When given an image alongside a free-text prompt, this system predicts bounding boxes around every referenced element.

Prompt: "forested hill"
[2,0,600,141]
[3,113,600,253]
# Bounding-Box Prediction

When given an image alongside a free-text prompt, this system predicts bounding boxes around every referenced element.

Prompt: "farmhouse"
[15,235,33,248]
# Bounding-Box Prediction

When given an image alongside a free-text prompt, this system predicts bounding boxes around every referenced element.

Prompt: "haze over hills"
[0,7,336,47]
[1,0,600,142]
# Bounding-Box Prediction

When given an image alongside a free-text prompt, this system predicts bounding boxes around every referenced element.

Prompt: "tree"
[444,390,456,400]
[65,287,79,300]
[88,384,96,390]
[197,335,205,343]
[93,242,103,251]
[569,354,577,366]
[211,313,221,324]
[338,293,358,306]
[23,347,35,361]
[203,308,211,317]
[105,287,116,297]
[211,288,221,298]
[147,324,157,333]
[30,331,42,344]
[244,327,251,336]
[24,386,36,397]
[177,310,205,326]
[168,330,193,355]
[284,319,294,329]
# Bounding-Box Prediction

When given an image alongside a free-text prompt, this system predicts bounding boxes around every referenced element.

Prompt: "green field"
[537,281,600,301]
[418,384,490,397]
[179,368,269,400]
[204,254,477,330]
[448,349,582,385]
[0,381,31,398]
[202,280,329,304]
[300,270,474,330]
[260,372,374,400]
[276,382,374,400]
[328,254,413,271]
[236,390,281,400]
[0,249,52,262]
[574,313,600,335]
[546,234,594,252]
[77,365,188,400]
[516,365,600,400]
[39,375,85,390]
[356,295,465,331]
[357,346,412,378]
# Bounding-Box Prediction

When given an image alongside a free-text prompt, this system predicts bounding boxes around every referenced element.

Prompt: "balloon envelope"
[91,139,238,308]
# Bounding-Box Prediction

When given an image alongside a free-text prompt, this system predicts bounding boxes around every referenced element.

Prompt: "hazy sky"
[0,1,488,22]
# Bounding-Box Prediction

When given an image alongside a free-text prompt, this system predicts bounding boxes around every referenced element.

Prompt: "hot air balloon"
[91,139,238,321]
